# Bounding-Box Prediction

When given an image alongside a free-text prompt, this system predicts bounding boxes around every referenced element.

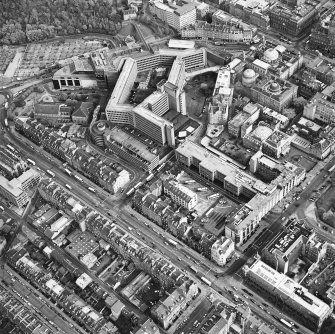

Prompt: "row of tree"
[0,0,123,45]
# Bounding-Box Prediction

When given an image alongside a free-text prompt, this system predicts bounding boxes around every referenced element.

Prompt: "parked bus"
[196,187,208,192]
[201,277,212,287]
[126,188,135,196]
[279,319,292,329]
[27,159,36,166]
[65,184,72,190]
[328,165,335,173]
[207,193,220,200]
[184,180,196,184]
[46,170,55,178]
[157,162,166,172]
[146,173,154,182]
[6,145,16,152]
[190,266,198,273]
[134,182,142,190]
[88,187,96,193]
[74,175,83,182]
[64,168,72,176]
[168,239,178,247]
[205,208,214,217]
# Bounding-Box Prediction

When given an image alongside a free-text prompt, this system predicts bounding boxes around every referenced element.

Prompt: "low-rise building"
[0,145,28,179]
[151,281,198,329]
[303,83,335,124]
[34,102,73,125]
[262,130,292,159]
[304,56,335,85]
[211,236,234,266]
[163,180,198,209]
[0,285,55,334]
[123,8,137,20]
[53,58,98,89]
[131,319,160,334]
[72,101,94,126]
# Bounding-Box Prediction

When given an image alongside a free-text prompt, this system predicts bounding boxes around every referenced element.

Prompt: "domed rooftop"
[263,48,279,62]
[243,68,256,78]
[253,125,273,141]
[269,82,281,92]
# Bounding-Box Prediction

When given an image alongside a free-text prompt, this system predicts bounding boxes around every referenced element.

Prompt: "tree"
[14,98,25,107]
[204,12,212,23]
[292,96,307,113]
[58,92,67,101]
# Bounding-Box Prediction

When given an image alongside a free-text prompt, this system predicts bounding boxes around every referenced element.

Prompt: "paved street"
[1,266,80,334]
[0,27,333,333]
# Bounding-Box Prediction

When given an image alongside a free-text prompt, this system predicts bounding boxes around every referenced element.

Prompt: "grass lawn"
[316,186,335,212]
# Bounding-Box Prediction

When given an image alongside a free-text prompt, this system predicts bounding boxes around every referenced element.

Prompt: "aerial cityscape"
[0,0,335,334]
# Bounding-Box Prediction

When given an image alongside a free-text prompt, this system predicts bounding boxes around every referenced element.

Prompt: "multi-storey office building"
[262,222,314,273]
[268,0,321,37]
[0,169,40,207]
[243,259,332,332]
[176,141,305,246]
[149,0,197,32]
[105,48,206,133]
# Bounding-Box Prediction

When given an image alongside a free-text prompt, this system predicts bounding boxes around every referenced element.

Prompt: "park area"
[315,177,335,228]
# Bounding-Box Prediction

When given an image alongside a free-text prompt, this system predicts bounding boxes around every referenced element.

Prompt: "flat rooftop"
[176,141,271,194]
[266,222,312,255]
[104,127,159,163]
[248,260,330,318]
[169,39,195,49]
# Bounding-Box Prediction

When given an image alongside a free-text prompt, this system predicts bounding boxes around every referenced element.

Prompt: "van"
[0,206,4,212]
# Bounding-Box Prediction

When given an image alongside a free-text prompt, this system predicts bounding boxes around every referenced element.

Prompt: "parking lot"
[176,172,239,235]
[14,39,104,78]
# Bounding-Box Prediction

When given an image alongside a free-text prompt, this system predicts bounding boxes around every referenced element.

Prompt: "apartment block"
[163,180,198,210]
